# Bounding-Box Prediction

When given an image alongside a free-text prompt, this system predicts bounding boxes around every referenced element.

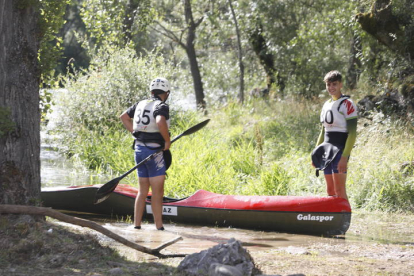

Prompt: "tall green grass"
[117,101,411,212]
[54,93,414,212]
[348,114,414,211]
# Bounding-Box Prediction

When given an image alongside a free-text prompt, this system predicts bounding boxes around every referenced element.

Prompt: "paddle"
[94,119,210,204]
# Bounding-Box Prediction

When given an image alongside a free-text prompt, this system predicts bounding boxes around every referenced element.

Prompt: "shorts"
[134,145,166,178]
[324,151,348,175]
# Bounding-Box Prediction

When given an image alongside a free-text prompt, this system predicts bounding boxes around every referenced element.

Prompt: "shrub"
[54,46,190,167]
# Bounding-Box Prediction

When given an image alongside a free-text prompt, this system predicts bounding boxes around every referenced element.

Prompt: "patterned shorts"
[134,145,166,177]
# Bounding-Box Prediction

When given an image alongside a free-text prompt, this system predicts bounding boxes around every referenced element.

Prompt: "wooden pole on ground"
[0,204,186,259]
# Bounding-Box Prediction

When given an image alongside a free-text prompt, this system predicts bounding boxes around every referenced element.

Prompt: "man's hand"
[164,141,171,151]
[337,156,348,174]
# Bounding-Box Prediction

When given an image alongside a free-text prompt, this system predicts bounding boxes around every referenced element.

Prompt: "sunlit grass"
[348,115,414,211]
[58,98,414,212]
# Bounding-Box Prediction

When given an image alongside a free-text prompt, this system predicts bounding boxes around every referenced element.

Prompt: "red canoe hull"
[41,184,351,236]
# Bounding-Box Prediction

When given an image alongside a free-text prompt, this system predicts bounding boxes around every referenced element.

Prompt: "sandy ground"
[1,212,413,276]
[252,242,414,276]
[253,212,414,275]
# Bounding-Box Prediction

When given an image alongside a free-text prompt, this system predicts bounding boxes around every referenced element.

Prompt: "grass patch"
[53,96,414,212]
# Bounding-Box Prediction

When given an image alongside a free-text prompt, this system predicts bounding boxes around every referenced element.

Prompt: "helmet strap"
[154,91,169,102]
[164,91,170,102]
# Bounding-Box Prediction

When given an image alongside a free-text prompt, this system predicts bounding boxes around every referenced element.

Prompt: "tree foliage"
[356,0,414,115]
[39,0,414,208]
[54,46,192,165]
[49,0,414,113]
[38,0,70,119]
[38,0,70,83]
[80,0,154,49]
[238,0,361,97]
[357,0,414,62]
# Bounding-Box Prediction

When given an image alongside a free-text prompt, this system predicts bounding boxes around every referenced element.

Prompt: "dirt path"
[252,242,414,276]
[251,211,414,275]
[1,212,413,275]
[57,211,414,276]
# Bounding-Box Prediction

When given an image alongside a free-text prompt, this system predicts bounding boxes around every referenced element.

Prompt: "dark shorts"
[134,145,166,178]
[324,151,348,175]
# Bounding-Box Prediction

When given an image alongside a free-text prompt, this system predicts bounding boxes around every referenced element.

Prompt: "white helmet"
[149,77,170,93]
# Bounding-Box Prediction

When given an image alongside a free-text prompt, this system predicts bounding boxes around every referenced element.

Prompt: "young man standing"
[312,71,358,200]
[120,77,171,230]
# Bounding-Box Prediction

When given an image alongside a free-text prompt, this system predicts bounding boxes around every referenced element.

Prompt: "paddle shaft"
[117,132,183,181]
[94,119,210,204]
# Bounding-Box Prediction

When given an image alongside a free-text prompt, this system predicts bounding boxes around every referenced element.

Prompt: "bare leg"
[149,175,165,229]
[332,173,348,200]
[324,174,336,196]
[324,173,348,200]
[134,177,150,228]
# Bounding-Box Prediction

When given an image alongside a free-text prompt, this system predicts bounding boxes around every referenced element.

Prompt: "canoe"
[41,184,352,236]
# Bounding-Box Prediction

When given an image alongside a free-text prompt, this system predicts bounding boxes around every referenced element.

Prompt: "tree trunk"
[248,20,285,96]
[248,21,275,92]
[0,1,41,205]
[346,32,362,90]
[183,0,206,111]
[122,0,139,44]
[228,0,245,104]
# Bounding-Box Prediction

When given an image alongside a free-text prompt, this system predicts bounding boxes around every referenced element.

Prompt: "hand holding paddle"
[94,119,210,204]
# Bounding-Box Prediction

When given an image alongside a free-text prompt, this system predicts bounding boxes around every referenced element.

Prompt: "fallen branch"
[0,204,186,259]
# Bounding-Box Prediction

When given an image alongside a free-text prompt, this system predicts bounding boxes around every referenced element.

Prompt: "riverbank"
[2,211,413,275]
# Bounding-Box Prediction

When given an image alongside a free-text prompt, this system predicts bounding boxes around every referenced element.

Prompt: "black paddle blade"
[94,176,121,204]
[181,119,210,136]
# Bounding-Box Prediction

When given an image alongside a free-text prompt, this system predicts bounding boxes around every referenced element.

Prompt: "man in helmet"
[120,77,171,230]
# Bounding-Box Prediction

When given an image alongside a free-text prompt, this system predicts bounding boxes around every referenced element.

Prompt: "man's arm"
[337,118,357,173]
[342,118,357,157]
[316,126,325,146]
[156,115,171,150]
[120,111,133,133]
